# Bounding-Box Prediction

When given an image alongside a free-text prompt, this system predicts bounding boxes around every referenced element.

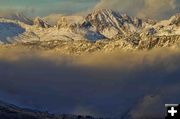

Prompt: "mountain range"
[0,9,179,53]
[0,9,179,119]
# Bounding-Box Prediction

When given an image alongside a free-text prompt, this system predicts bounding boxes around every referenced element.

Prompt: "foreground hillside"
[0,101,104,119]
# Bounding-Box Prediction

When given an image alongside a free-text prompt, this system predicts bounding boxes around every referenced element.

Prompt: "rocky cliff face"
[57,16,84,31]
[33,17,51,28]
[85,9,142,38]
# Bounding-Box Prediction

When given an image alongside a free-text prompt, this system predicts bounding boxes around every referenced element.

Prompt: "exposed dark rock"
[33,17,51,28]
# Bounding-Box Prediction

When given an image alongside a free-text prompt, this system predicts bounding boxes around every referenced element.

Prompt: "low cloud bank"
[0,48,180,118]
[94,0,179,19]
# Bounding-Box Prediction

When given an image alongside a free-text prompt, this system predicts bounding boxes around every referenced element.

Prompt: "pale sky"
[0,0,179,19]
[0,0,98,16]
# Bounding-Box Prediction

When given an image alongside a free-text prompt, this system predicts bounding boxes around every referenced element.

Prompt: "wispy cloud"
[94,0,179,19]
[0,0,179,19]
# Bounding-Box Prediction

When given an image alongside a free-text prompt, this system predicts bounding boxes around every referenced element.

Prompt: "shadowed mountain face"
[0,22,25,43]
[0,101,101,119]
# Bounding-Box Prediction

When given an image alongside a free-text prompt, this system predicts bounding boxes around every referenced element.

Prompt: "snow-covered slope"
[85,9,143,38]
[0,19,25,43]
[0,9,179,48]
[0,18,40,44]
[143,13,180,36]
[33,17,51,28]
[57,15,84,30]
[1,9,149,41]
[56,15,105,41]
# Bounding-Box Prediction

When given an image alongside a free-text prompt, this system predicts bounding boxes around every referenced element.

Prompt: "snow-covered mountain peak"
[86,9,141,26]
[12,12,33,25]
[145,13,180,36]
[57,15,84,30]
[85,9,142,38]
[169,13,180,26]
[86,9,124,27]
[0,10,179,48]
[89,9,119,17]
[33,17,51,28]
